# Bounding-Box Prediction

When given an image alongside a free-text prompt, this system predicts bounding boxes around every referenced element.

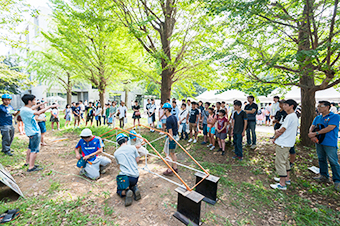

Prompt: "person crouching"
[114,133,141,207]
[75,128,111,179]
[127,130,149,157]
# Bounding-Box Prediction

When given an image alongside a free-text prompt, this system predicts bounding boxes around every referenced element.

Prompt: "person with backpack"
[114,133,141,206]
[85,102,95,126]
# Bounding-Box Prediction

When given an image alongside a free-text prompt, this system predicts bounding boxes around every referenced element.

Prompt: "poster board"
[0,163,24,197]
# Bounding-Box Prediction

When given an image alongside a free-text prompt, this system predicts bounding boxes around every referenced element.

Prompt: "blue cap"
[116,133,128,143]
[1,94,12,100]
[162,103,172,109]
[129,130,137,139]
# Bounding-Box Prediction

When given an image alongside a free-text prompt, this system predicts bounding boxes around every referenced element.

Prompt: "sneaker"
[201,141,207,145]
[217,148,222,152]
[24,163,39,167]
[100,166,107,174]
[4,151,13,156]
[290,162,295,168]
[251,145,256,149]
[80,168,86,176]
[125,190,133,207]
[209,146,215,151]
[335,183,340,192]
[159,132,164,135]
[238,157,243,161]
[188,139,193,143]
[132,187,141,201]
[163,168,173,176]
[274,177,291,185]
[232,156,237,159]
[270,183,287,190]
[313,175,329,183]
[221,151,225,156]
[207,144,212,148]
[193,139,197,144]
[27,165,44,172]
[52,129,54,131]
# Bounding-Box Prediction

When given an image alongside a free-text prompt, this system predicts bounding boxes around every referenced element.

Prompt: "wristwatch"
[316,131,319,135]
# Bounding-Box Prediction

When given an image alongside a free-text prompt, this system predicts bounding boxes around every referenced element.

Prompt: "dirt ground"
[4,129,340,225]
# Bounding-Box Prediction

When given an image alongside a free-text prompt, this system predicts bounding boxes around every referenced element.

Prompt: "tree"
[43,0,139,107]
[0,0,31,48]
[26,49,79,105]
[111,0,218,103]
[0,57,33,94]
[205,0,340,146]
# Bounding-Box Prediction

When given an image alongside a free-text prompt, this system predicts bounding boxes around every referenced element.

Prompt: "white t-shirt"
[178,109,188,123]
[52,109,59,118]
[271,102,280,116]
[275,112,299,147]
[95,107,102,116]
[80,103,85,112]
[118,105,127,118]
[148,104,156,114]
[37,113,46,121]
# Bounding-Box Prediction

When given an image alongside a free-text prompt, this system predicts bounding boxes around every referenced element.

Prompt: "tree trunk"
[300,85,315,147]
[66,88,72,105]
[124,87,129,108]
[298,1,315,147]
[161,68,172,103]
[99,90,105,109]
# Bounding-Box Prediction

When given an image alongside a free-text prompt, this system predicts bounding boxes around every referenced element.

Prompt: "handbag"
[64,115,67,119]
[135,111,141,116]
[76,157,87,168]
[108,117,113,124]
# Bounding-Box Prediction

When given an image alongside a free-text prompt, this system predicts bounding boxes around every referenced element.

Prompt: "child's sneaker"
[221,151,225,156]
[193,139,197,143]
[274,177,291,185]
[125,190,133,206]
[188,139,193,143]
[207,144,212,148]
[270,183,287,190]
[209,146,215,151]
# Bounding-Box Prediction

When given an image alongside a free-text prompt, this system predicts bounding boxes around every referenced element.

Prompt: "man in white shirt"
[147,99,156,132]
[270,99,299,190]
[178,103,188,140]
[118,101,127,128]
[330,103,338,114]
[270,96,280,138]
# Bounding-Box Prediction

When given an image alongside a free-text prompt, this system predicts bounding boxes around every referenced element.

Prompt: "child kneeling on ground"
[114,133,141,207]
[74,129,111,180]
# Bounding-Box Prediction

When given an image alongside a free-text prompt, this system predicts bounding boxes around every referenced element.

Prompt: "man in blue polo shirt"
[0,94,19,156]
[75,128,111,180]
[308,100,340,192]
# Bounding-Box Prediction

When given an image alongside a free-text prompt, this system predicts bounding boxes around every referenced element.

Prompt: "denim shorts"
[38,121,46,133]
[161,119,166,124]
[202,124,208,135]
[169,140,177,151]
[29,134,41,153]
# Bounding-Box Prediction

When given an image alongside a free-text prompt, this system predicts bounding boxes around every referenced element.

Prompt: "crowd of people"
[0,92,339,208]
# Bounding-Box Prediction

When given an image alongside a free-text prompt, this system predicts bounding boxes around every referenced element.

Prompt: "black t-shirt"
[189,108,199,123]
[73,106,80,116]
[244,103,258,121]
[85,106,94,117]
[233,110,247,134]
[132,105,140,111]
[166,115,178,136]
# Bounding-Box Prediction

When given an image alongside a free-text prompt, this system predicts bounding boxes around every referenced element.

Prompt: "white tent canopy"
[195,90,248,103]
[270,86,340,103]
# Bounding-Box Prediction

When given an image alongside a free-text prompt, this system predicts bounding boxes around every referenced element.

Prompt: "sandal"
[0,209,20,224]
[162,168,173,176]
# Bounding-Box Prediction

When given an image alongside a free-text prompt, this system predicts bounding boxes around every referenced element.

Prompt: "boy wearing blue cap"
[0,94,19,156]
[127,130,148,156]
[114,133,141,207]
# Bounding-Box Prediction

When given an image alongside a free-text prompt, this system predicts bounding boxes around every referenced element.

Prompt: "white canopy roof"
[195,89,248,103]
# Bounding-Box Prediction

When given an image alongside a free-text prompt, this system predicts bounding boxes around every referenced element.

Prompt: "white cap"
[80,128,92,137]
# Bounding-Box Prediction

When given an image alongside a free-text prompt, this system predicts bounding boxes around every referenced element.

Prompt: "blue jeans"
[28,134,41,153]
[0,125,15,153]
[316,144,340,183]
[246,121,256,145]
[233,133,243,157]
[117,176,139,197]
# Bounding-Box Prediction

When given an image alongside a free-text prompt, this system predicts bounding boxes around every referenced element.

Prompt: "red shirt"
[217,116,228,133]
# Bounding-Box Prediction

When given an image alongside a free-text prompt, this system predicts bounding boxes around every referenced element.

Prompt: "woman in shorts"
[50,103,60,131]
[37,103,47,145]
[132,100,141,127]
[63,104,72,127]
[206,107,216,151]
